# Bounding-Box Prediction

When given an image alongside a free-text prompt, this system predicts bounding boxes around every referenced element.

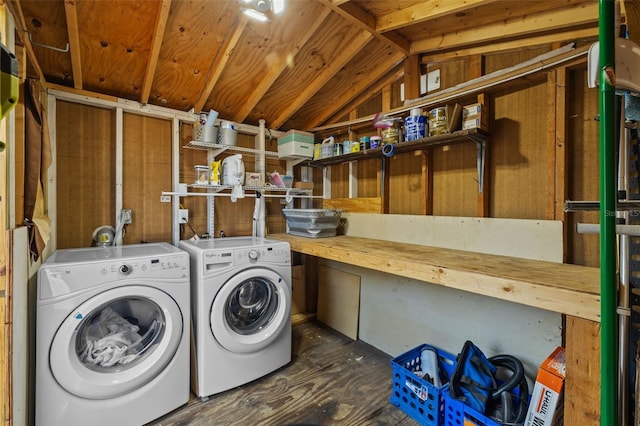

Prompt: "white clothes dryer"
[179,237,291,399]
[36,243,190,426]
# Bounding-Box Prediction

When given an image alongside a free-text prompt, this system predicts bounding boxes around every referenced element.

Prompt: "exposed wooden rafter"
[235,7,332,122]
[303,51,405,129]
[326,65,404,126]
[271,29,374,129]
[376,0,502,33]
[318,0,410,56]
[140,0,171,105]
[411,1,599,55]
[62,0,81,89]
[423,27,598,63]
[193,14,248,114]
[5,0,45,82]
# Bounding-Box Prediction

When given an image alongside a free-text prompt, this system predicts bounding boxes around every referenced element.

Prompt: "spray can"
[405,107,426,142]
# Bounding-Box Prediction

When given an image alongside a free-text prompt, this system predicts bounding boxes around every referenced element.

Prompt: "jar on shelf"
[194,165,209,185]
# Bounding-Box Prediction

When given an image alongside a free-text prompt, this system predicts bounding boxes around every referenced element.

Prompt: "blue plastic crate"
[443,385,526,426]
[389,344,457,426]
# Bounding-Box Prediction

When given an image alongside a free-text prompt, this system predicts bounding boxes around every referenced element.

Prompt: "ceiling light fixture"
[242,8,269,22]
[239,0,285,21]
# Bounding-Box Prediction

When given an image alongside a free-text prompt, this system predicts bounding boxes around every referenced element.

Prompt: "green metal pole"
[598,1,617,425]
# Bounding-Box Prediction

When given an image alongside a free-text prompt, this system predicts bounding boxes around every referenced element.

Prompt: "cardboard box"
[524,346,566,426]
[293,181,314,190]
[462,103,488,131]
[462,116,488,131]
[291,265,306,315]
[245,172,264,186]
[278,130,315,159]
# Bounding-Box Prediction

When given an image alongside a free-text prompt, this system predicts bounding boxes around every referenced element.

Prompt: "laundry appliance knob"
[119,264,132,275]
[248,249,259,260]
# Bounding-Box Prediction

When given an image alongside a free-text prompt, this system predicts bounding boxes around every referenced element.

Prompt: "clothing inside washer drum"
[225,278,279,335]
[76,299,166,370]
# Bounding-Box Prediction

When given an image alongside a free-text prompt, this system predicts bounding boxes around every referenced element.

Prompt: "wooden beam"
[411,2,599,55]
[272,29,374,129]
[302,50,404,130]
[235,8,331,122]
[546,68,568,261]
[140,0,171,105]
[322,197,382,213]
[404,54,420,101]
[5,0,45,82]
[193,15,248,114]
[421,151,433,215]
[623,0,640,46]
[377,0,501,33]
[468,56,489,217]
[422,27,598,63]
[565,316,600,425]
[317,0,410,55]
[63,0,82,89]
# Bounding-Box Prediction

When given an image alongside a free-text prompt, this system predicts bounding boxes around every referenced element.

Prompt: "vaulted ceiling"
[5,0,617,131]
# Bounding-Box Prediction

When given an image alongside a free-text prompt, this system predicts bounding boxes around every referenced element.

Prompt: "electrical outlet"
[121,209,132,224]
[160,195,171,202]
[179,208,189,224]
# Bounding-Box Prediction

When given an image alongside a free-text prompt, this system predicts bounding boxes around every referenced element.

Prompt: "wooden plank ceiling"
[6,0,603,131]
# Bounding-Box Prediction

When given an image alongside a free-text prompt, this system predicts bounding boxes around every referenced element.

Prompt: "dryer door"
[49,285,183,399]
[210,267,290,353]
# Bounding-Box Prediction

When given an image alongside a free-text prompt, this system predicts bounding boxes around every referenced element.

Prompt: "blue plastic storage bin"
[389,344,457,426]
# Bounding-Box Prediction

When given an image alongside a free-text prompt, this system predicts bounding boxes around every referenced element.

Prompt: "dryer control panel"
[201,242,290,275]
[235,244,291,266]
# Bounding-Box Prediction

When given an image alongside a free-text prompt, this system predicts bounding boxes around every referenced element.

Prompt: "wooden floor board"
[152,321,416,426]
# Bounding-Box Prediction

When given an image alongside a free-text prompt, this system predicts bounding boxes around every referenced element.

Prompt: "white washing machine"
[179,236,291,399]
[36,243,190,426]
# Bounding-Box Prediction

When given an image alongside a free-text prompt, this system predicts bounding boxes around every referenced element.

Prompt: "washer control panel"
[38,253,189,300]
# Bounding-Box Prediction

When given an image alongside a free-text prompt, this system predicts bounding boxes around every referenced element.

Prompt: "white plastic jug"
[221,154,245,186]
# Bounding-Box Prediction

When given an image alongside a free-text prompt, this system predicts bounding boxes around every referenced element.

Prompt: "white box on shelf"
[278,130,314,158]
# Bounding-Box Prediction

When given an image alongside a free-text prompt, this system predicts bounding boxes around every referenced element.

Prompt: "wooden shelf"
[270,233,600,322]
[308,128,489,167]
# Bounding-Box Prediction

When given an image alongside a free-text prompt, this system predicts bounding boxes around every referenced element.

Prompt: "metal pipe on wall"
[618,102,630,426]
[598,1,618,424]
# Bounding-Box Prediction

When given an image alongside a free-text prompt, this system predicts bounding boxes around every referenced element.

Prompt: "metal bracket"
[26,30,69,53]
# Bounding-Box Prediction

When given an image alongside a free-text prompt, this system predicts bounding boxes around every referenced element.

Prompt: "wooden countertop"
[270,234,601,322]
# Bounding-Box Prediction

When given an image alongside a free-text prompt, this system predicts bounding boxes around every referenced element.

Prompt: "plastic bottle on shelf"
[405,107,426,142]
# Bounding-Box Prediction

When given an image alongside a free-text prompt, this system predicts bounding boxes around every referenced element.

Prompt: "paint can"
[428,107,448,136]
[359,136,370,150]
[381,126,399,144]
[405,107,426,141]
[370,136,381,149]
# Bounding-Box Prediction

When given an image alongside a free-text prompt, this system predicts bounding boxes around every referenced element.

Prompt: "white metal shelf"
[184,140,279,157]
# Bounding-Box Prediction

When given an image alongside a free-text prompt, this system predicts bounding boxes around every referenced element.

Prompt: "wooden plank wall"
[56,108,292,246]
[122,114,172,244]
[322,46,600,269]
[56,101,115,249]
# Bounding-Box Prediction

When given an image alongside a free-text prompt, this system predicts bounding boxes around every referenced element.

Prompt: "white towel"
[81,306,143,367]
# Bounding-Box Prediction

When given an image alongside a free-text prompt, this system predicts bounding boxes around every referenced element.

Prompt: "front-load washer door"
[211,267,290,354]
[50,285,183,399]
